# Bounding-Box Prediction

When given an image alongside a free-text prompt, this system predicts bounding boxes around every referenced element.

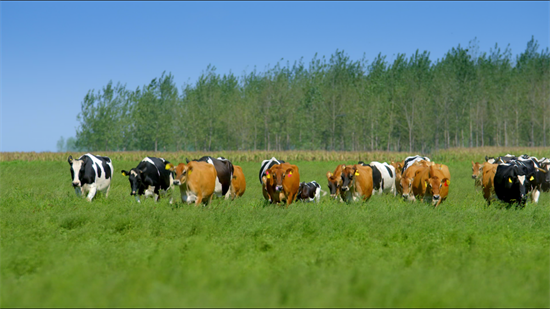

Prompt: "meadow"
[1,150,549,307]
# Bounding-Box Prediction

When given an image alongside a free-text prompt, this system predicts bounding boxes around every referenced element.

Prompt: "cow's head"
[340,165,357,192]
[471,161,483,179]
[165,163,188,186]
[268,165,293,192]
[68,155,87,188]
[326,170,342,198]
[121,167,147,196]
[426,176,449,206]
[400,175,414,201]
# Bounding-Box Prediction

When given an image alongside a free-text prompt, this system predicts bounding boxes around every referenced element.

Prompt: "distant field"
[1,153,549,307]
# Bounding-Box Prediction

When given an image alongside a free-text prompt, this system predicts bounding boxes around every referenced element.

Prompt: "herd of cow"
[67,153,549,208]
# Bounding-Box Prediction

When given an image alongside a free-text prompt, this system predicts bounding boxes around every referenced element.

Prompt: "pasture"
[1,154,549,307]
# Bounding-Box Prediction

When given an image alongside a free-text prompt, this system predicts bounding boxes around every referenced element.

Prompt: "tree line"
[62,37,549,153]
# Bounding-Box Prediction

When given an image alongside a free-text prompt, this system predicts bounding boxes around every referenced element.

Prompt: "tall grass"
[0,158,548,307]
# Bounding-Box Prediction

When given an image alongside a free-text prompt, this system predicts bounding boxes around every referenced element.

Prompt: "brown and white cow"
[481,163,499,205]
[424,163,451,208]
[166,161,217,206]
[262,162,300,207]
[326,164,345,200]
[340,164,373,202]
[471,161,483,188]
[230,165,246,199]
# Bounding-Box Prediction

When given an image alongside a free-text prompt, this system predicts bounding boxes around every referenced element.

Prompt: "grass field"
[1,155,549,307]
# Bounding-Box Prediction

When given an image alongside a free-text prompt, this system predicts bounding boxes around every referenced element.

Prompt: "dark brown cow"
[262,163,300,208]
[340,164,373,202]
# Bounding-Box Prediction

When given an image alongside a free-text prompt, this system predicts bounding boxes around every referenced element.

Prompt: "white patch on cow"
[131,170,138,177]
[370,161,397,195]
[314,186,321,202]
[518,175,525,185]
[144,185,155,198]
[181,188,198,204]
[531,189,540,203]
[402,156,430,174]
[204,157,224,197]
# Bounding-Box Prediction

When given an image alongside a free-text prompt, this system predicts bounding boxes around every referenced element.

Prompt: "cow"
[471,161,484,188]
[539,158,550,192]
[400,162,429,202]
[494,161,532,207]
[481,163,499,205]
[121,157,174,203]
[259,157,286,201]
[68,153,113,202]
[262,162,300,207]
[515,155,548,203]
[358,161,396,196]
[165,161,217,205]
[326,164,345,200]
[230,165,246,199]
[340,164,374,203]
[424,163,451,208]
[401,155,431,175]
[185,156,234,199]
[486,154,517,164]
[296,181,325,202]
[391,161,404,196]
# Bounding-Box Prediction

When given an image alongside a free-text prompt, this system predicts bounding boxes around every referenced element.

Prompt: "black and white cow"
[401,155,431,175]
[358,161,396,196]
[296,181,325,202]
[494,161,532,207]
[539,158,550,192]
[121,157,174,203]
[486,154,517,164]
[515,155,548,203]
[259,157,286,184]
[185,156,234,199]
[68,153,113,202]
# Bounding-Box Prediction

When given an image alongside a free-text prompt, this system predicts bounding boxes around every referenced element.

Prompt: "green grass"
[1,159,549,307]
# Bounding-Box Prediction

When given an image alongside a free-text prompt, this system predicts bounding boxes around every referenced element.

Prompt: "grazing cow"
[391,161,404,196]
[230,165,246,199]
[296,181,325,202]
[424,164,451,207]
[358,161,396,196]
[259,157,286,201]
[340,164,374,203]
[121,157,174,203]
[185,156,234,199]
[402,155,431,175]
[326,164,345,200]
[494,161,532,207]
[68,153,113,202]
[471,161,483,188]
[400,163,429,202]
[481,163,499,205]
[262,162,300,207]
[515,156,548,203]
[165,161,217,205]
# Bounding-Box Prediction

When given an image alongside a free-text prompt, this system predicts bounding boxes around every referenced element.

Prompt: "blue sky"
[1,1,549,152]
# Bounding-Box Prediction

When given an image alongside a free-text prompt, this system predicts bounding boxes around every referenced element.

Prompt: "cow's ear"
[508,177,513,183]
[185,158,190,164]
[342,165,346,170]
[326,171,333,178]
[471,161,475,166]
[121,170,129,177]
[285,168,294,177]
[68,155,73,165]
[165,163,173,170]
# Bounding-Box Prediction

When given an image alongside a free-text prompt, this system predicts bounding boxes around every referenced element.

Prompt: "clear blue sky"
[1,1,549,152]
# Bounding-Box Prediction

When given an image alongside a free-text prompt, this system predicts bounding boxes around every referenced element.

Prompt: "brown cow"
[400,163,428,202]
[391,161,404,196]
[481,163,499,205]
[326,164,344,200]
[230,165,246,199]
[340,164,373,202]
[424,163,451,207]
[262,163,300,207]
[471,161,483,188]
[166,161,217,206]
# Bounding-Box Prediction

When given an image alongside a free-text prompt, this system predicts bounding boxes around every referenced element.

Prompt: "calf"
[230,165,246,199]
[326,164,345,200]
[185,156,234,199]
[471,161,483,188]
[259,157,286,201]
[262,162,300,207]
[166,161,217,205]
[68,153,113,202]
[121,157,174,203]
[359,161,396,196]
[340,164,373,203]
[296,181,324,202]
[424,164,451,208]
[481,163,499,205]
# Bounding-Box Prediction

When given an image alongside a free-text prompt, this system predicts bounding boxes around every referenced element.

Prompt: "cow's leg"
[531,189,540,203]
[74,187,82,197]
[104,184,111,199]
[86,185,97,202]
[195,193,203,206]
